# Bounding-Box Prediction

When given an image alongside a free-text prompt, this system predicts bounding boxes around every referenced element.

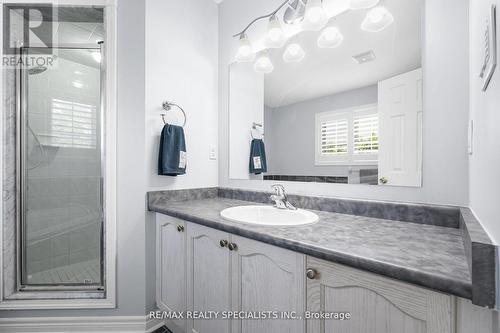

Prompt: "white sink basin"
[220,205,319,226]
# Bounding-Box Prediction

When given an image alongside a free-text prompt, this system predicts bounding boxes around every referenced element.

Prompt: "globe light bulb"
[302,0,327,31]
[368,7,385,23]
[361,7,394,32]
[265,16,286,48]
[306,7,322,23]
[283,43,305,63]
[254,54,274,73]
[235,33,255,62]
[318,26,343,48]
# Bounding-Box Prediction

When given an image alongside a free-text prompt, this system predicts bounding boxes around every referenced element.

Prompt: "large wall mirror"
[229,0,423,187]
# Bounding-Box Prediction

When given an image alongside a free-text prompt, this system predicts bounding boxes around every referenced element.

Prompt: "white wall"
[469,0,500,247]
[145,0,219,191]
[143,0,219,314]
[114,0,147,315]
[219,0,470,206]
[468,0,500,312]
[229,62,264,179]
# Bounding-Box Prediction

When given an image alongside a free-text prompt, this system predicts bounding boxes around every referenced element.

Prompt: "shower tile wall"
[24,54,101,282]
[3,68,18,294]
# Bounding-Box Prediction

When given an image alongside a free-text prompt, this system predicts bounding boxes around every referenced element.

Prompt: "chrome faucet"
[270,184,297,210]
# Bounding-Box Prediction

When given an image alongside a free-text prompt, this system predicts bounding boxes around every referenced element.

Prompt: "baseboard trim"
[0,315,164,333]
[146,317,165,332]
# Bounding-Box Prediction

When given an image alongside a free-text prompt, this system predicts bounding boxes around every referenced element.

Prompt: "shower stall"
[17,44,105,290]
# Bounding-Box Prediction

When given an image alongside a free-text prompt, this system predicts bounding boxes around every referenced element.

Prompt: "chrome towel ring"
[251,122,264,139]
[161,101,187,127]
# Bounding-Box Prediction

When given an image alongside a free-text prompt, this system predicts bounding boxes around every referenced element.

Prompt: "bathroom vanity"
[148,188,496,333]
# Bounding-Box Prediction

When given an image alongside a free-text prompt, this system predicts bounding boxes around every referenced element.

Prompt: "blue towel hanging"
[249,139,267,174]
[158,124,187,176]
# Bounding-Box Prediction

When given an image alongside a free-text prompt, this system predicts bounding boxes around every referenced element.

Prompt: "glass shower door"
[20,47,104,288]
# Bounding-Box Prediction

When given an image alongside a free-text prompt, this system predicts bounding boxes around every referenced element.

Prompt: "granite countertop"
[149,196,472,299]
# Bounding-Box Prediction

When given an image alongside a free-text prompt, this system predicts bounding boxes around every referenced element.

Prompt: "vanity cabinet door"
[187,223,232,333]
[156,214,187,331]
[306,257,453,333]
[230,235,306,333]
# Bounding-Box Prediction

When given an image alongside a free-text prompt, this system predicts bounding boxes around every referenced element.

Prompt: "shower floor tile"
[27,258,100,285]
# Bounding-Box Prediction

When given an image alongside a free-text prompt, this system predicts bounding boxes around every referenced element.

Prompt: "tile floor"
[27,258,100,284]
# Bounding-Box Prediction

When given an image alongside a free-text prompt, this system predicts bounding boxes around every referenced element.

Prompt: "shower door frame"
[0,0,117,310]
[16,44,106,292]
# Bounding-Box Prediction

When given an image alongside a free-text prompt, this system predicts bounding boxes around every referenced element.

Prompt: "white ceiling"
[264,0,422,108]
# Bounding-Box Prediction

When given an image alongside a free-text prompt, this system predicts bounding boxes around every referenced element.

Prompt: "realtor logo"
[3,4,54,54]
[2,4,57,70]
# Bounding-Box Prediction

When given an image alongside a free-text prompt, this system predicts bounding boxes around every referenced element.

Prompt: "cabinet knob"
[306,268,318,280]
[228,243,238,251]
[379,177,388,184]
[220,239,228,248]
[177,225,185,232]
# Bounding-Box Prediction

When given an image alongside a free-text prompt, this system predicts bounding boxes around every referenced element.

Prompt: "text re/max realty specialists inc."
[149,311,351,321]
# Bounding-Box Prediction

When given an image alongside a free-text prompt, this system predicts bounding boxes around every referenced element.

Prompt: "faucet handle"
[270,184,296,210]
[271,184,285,195]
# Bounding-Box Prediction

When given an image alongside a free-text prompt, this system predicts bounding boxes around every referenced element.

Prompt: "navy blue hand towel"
[249,139,267,174]
[158,124,187,176]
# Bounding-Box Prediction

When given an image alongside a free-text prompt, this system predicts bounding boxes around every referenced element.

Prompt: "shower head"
[28,66,47,75]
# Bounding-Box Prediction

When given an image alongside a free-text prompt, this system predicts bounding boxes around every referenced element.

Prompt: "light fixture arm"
[232,0,294,37]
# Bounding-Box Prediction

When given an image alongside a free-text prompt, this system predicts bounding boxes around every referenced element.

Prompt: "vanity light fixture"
[266,15,286,48]
[302,0,328,31]
[361,6,394,32]
[235,33,256,62]
[317,26,343,48]
[349,0,379,10]
[233,0,395,70]
[283,43,306,62]
[254,53,274,73]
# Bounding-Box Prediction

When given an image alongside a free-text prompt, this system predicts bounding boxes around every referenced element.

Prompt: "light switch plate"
[209,144,217,160]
